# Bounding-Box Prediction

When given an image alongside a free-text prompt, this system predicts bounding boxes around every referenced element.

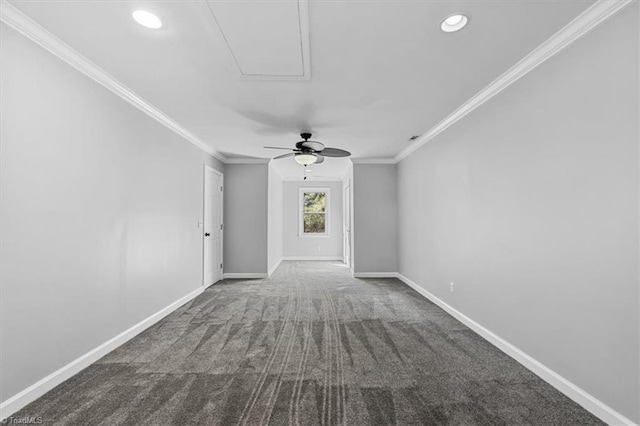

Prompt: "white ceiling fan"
[265,133,351,166]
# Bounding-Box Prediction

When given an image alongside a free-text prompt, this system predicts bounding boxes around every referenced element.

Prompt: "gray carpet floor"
[14,261,603,425]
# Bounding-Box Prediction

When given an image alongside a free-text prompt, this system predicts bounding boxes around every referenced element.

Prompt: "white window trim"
[299,187,330,238]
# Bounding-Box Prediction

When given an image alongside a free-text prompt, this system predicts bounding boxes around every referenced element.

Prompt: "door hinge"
[220,263,223,269]
[220,186,223,192]
[220,224,223,230]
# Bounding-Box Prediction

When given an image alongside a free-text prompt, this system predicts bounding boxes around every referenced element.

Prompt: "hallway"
[14,261,600,425]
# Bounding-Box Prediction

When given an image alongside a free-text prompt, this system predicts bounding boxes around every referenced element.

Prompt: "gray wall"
[283,181,343,258]
[223,164,269,273]
[268,164,284,271]
[0,24,224,401]
[396,5,639,422]
[353,164,398,273]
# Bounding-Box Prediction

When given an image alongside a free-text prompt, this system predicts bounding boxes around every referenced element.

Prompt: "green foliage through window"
[303,192,326,233]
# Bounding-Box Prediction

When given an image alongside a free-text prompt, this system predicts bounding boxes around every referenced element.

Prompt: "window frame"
[299,187,330,238]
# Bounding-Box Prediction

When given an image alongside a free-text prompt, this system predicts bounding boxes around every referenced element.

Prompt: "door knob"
[204,233,210,237]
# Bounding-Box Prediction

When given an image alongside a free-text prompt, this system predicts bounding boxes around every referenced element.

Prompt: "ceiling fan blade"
[273,152,295,160]
[314,155,325,164]
[320,147,351,157]
[264,146,295,150]
[298,140,325,151]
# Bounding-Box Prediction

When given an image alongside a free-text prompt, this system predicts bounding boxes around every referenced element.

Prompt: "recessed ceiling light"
[305,169,312,173]
[441,14,468,33]
[132,10,162,29]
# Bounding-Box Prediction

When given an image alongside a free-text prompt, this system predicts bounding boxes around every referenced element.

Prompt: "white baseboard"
[395,273,637,426]
[354,272,399,278]
[222,273,267,279]
[268,258,283,277]
[0,286,204,419]
[281,256,343,261]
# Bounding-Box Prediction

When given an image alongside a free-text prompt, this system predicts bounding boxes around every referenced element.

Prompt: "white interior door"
[204,166,223,287]
[344,184,351,267]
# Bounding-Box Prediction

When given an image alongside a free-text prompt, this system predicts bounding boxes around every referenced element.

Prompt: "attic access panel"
[206,0,310,80]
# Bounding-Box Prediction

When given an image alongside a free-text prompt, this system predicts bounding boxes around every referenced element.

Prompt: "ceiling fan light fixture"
[294,153,318,166]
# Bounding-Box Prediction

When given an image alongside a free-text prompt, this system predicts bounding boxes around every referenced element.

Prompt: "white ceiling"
[207,0,309,78]
[11,0,595,166]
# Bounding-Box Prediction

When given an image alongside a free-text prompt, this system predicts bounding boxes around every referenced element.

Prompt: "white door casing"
[343,184,351,268]
[204,166,223,287]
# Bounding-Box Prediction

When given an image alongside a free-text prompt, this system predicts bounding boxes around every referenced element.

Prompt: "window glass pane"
[304,192,325,213]
[303,213,325,233]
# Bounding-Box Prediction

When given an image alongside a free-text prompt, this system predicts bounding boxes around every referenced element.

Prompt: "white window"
[299,188,330,237]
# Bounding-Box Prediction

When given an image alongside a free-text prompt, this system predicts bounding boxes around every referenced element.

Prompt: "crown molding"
[351,158,396,164]
[0,0,227,163]
[225,158,270,164]
[395,0,634,163]
[3,0,631,165]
